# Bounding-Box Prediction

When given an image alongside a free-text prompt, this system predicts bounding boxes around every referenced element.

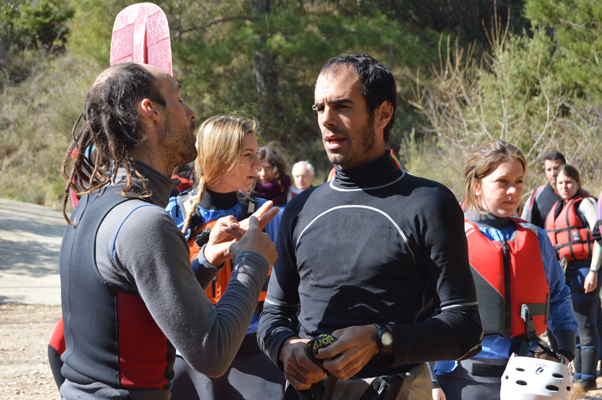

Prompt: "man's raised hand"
[203,201,279,265]
[229,216,277,266]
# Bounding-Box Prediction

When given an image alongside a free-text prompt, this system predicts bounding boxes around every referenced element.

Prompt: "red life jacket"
[545,195,594,262]
[465,218,549,338]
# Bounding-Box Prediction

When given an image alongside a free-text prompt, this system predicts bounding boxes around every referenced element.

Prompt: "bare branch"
[557,18,599,36]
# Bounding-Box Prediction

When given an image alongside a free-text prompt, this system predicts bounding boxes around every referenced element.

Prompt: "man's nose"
[320,106,337,127]
[186,105,196,121]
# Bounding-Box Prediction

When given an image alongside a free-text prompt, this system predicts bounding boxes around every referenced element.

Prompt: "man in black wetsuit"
[521,151,566,228]
[257,54,483,400]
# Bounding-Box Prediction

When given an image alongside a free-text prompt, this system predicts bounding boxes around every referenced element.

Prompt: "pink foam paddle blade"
[110,3,172,75]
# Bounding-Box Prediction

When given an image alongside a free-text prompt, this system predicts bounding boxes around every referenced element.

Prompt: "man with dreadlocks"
[58,63,279,399]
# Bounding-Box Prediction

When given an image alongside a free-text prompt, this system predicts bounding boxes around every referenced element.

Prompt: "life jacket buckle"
[521,304,538,343]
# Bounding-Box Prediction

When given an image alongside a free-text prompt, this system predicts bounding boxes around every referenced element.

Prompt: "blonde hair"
[464,140,527,214]
[181,115,257,233]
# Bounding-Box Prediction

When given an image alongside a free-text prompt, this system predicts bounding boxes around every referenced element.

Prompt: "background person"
[58,63,278,399]
[171,161,196,194]
[291,160,315,191]
[434,140,577,400]
[596,189,602,377]
[521,151,567,356]
[521,151,566,229]
[256,145,293,207]
[166,115,285,400]
[545,164,602,393]
[258,54,482,400]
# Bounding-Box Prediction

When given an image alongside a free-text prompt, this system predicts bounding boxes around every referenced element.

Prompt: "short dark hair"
[320,54,397,143]
[61,63,167,223]
[544,151,566,164]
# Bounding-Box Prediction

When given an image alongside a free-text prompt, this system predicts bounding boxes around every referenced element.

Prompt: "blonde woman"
[166,115,284,400]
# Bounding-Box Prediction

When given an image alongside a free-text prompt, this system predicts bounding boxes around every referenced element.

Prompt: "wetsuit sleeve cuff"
[199,244,225,270]
[190,245,225,290]
[554,329,576,362]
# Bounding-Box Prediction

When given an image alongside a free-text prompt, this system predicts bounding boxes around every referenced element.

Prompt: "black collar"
[332,152,403,190]
[199,189,239,210]
[466,209,512,230]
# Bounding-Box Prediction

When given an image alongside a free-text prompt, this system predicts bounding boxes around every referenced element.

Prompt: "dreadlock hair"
[181,115,257,234]
[61,63,166,224]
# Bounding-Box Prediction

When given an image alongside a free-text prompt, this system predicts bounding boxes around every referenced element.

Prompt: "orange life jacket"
[187,203,269,305]
[465,218,549,338]
[545,195,594,262]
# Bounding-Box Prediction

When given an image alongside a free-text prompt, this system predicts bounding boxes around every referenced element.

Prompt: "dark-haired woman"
[255,145,294,207]
[434,140,578,400]
[545,164,602,393]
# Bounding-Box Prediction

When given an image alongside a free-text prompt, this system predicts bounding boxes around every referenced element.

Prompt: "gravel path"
[0,304,61,400]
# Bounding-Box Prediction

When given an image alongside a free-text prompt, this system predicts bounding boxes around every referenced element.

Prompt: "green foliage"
[0,0,73,88]
[525,0,602,101]
[173,3,442,176]
[66,0,136,64]
[13,0,602,208]
[14,0,74,46]
[409,21,602,201]
[0,56,102,207]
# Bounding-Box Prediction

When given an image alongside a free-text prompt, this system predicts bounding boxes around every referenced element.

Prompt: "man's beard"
[326,120,375,168]
[160,113,197,166]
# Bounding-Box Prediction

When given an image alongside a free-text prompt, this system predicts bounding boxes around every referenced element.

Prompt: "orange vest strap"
[189,219,268,304]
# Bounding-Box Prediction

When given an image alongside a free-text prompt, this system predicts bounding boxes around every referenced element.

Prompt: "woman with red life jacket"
[433,140,577,400]
[165,115,285,400]
[545,164,602,392]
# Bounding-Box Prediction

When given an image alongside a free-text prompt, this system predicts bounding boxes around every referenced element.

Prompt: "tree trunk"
[252,0,278,138]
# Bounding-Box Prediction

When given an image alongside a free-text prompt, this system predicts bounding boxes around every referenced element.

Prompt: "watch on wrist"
[374,324,393,355]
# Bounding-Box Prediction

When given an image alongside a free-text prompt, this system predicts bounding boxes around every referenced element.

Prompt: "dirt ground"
[0,304,61,400]
[2,304,602,399]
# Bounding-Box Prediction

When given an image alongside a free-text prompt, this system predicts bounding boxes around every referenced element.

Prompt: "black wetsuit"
[258,153,483,379]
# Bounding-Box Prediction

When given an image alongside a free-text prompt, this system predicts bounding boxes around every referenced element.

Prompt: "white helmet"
[500,353,573,400]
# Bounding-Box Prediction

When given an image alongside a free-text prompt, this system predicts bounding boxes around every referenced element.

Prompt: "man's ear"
[375,101,393,130]
[139,98,163,126]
